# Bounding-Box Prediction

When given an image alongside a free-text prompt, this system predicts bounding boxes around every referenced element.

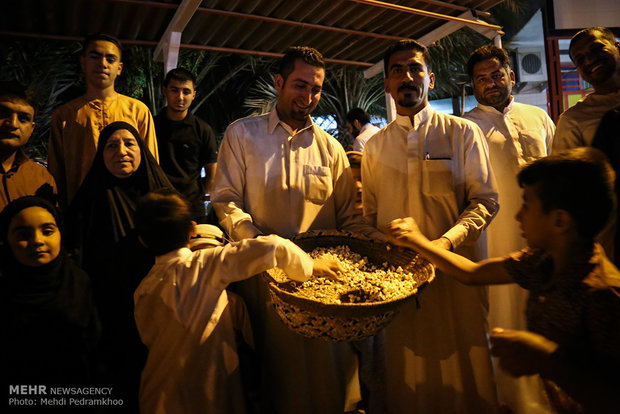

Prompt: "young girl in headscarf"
[1,196,99,387]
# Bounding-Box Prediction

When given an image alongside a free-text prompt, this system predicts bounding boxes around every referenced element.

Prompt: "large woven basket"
[264,230,435,341]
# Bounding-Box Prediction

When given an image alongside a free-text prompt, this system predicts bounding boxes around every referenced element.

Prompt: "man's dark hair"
[0,80,38,116]
[467,45,512,80]
[278,46,325,83]
[383,39,432,76]
[346,108,371,126]
[164,68,197,87]
[569,27,618,63]
[82,33,123,59]
[517,147,615,240]
[135,189,193,256]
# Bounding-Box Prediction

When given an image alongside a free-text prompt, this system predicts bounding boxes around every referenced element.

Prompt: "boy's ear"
[189,221,198,238]
[551,210,572,233]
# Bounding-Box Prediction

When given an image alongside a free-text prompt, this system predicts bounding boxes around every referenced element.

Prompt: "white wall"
[553,0,620,30]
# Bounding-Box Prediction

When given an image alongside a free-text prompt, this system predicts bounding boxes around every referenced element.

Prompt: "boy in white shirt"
[133,190,340,413]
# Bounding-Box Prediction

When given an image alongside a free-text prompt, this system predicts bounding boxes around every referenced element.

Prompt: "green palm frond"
[243,73,278,116]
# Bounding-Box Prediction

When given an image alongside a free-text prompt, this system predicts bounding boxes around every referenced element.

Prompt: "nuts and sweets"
[271,245,422,304]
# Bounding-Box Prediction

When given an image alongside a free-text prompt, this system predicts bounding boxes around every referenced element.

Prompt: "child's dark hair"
[517,147,615,240]
[135,189,193,256]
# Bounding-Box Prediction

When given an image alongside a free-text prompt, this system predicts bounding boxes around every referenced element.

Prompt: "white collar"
[394,104,432,130]
[476,96,514,115]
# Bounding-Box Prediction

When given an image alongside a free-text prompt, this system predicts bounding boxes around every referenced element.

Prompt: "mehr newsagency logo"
[8,385,123,408]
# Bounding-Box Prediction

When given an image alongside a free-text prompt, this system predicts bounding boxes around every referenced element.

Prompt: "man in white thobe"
[212,46,384,414]
[362,39,499,413]
[464,45,555,414]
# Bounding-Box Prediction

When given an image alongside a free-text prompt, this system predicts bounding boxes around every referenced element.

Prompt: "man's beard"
[479,87,510,108]
[398,98,422,108]
[397,83,423,107]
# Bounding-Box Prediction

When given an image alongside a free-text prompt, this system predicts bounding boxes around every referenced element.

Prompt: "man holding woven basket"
[212,47,386,414]
[361,39,500,413]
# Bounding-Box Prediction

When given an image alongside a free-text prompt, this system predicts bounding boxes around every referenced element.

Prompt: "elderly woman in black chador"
[67,121,173,409]
[1,196,99,387]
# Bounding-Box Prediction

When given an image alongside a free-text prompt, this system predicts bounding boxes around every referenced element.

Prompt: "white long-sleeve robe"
[363,105,500,414]
[465,98,555,414]
[211,109,382,413]
[134,236,313,414]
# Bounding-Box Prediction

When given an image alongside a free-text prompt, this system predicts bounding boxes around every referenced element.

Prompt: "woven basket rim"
[264,229,435,315]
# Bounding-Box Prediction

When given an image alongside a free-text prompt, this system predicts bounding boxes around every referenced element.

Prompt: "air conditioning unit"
[515,47,547,82]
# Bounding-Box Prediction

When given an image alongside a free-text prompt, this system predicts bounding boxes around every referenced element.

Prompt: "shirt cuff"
[233,220,262,240]
[442,224,467,250]
[217,207,262,241]
[274,238,313,282]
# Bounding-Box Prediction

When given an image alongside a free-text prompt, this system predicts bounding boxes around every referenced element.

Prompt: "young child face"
[515,185,553,250]
[7,206,61,267]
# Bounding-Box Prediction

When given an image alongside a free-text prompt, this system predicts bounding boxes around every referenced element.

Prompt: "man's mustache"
[398,83,419,92]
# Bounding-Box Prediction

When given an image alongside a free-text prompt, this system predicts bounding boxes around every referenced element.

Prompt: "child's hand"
[312,258,344,280]
[490,328,559,377]
[385,217,426,247]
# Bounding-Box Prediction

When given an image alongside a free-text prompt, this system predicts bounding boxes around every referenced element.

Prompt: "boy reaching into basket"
[132,189,342,414]
[385,147,620,414]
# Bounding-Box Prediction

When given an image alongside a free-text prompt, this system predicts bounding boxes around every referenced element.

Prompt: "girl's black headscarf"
[0,195,96,327]
[1,196,99,385]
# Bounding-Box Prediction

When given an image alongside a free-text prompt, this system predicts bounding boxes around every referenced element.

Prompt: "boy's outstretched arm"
[216,235,344,283]
[385,217,513,285]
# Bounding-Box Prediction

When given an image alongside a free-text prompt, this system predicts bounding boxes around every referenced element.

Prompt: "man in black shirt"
[155,68,217,221]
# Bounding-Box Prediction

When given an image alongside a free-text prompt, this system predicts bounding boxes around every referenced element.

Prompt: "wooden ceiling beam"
[363,8,502,78]
[411,0,491,18]
[153,0,202,68]
[0,31,373,67]
[98,0,409,42]
[348,0,502,32]
[193,7,407,42]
